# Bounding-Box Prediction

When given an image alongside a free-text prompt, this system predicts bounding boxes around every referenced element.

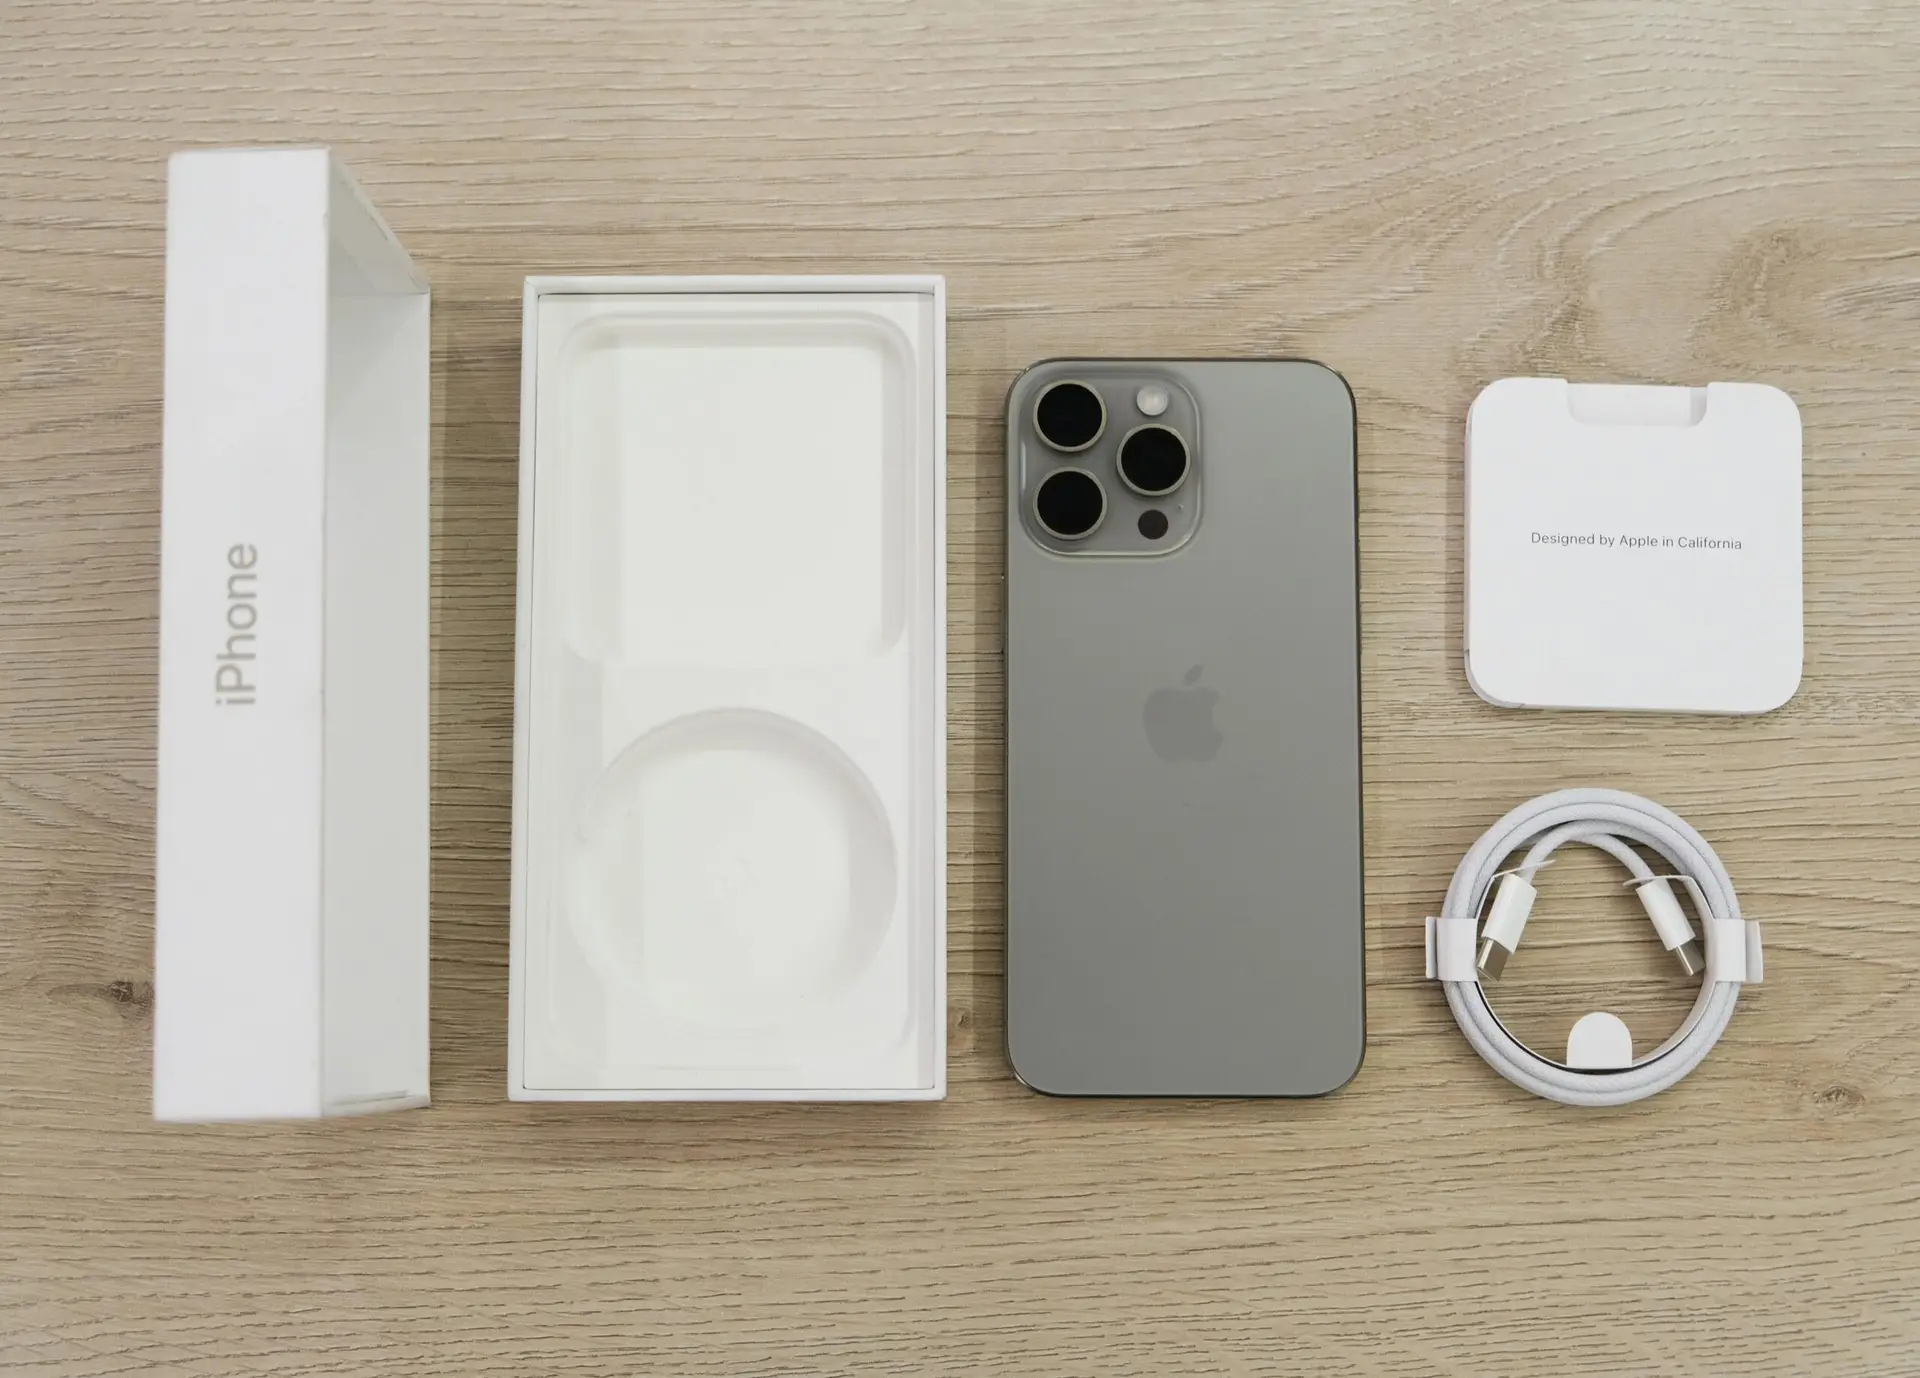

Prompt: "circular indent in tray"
[563,709,899,1030]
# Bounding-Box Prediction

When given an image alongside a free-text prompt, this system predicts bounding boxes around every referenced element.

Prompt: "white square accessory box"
[155,149,430,1120]
[1465,377,1803,714]
[510,276,947,1100]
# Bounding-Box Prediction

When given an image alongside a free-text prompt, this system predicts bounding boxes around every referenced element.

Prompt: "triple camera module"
[1028,377,1195,551]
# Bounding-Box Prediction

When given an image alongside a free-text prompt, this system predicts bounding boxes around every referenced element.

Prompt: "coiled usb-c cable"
[1426,789,1763,1107]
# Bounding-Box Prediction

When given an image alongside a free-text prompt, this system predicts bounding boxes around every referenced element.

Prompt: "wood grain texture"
[4,0,1919,1372]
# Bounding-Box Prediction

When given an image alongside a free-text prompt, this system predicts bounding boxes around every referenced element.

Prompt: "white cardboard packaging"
[1465,377,1803,714]
[155,149,431,1120]
[509,276,946,1100]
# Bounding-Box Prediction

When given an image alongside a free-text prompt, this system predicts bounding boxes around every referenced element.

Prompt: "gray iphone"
[1005,359,1364,1096]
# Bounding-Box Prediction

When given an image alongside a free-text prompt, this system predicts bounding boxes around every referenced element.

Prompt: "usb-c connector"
[1473,873,1537,980]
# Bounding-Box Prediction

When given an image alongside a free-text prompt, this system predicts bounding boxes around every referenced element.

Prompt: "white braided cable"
[1435,788,1757,1106]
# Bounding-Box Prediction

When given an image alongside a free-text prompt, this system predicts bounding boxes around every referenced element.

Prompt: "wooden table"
[5,2,1917,1372]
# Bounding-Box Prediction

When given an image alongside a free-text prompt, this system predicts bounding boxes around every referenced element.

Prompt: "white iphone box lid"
[509,276,946,1101]
[1465,377,1802,714]
[155,149,430,1120]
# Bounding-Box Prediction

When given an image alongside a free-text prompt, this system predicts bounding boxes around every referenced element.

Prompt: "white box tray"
[509,277,946,1100]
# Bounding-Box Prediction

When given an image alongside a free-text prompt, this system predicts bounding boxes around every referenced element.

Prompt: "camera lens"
[1034,381,1106,452]
[1034,468,1105,540]
[1117,425,1189,496]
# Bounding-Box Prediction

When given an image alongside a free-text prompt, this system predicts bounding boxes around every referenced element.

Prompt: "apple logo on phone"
[1143,666,1222,762]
